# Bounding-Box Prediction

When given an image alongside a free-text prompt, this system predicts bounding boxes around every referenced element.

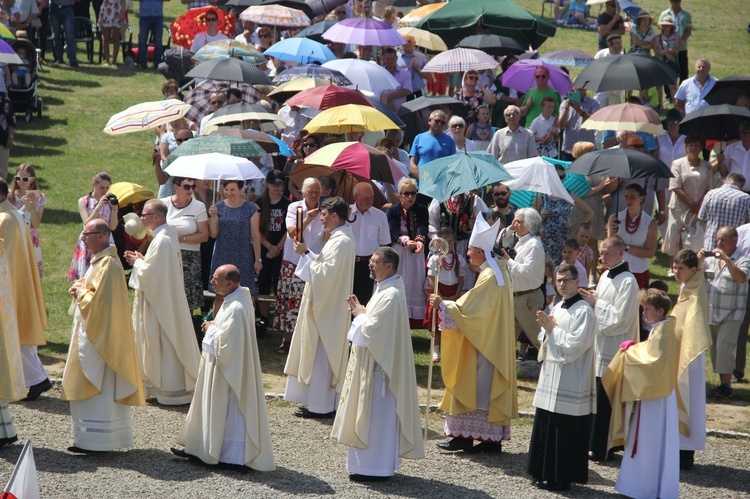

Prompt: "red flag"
[2,439,39,499]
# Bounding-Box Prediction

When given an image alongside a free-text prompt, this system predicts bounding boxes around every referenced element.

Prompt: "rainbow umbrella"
[103,99,192,135]
[0,24,14,40]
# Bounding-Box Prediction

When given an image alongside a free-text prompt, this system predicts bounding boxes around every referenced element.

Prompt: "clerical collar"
[607,261,629,279]
[561,293,584,309]
[224,285,242,300]
[375,274,398,292]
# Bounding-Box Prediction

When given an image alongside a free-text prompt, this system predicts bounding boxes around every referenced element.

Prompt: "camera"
[105,193,119,206]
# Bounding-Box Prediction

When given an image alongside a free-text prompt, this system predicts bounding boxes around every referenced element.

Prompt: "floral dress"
[13,192,45,278]
[98,0,125,28]
[68,195,113,281]
[209,200,258,294]
[541,194,571,265]
[453,87,484,125]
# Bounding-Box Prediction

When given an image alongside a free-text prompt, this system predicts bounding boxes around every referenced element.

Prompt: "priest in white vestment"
[174,264,275,472]
[580,236,639,461]
[284,197,355,418]
[331,247,424,482]
[61,220,146,453]
[0,182,50,401]
[603,290,680,499]
[125,200,200,406]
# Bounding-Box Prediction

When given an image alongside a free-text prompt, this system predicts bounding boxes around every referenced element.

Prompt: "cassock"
[130,224,200,405]
[61,245,146,451]
[0,229,26,443]
[528,294,596,486]
[590,262,639,457]
[603,318,681,499]
[0,199,48,388]
[331,275,424,477]
[671,271,711,454]
[178,286,275,471]
[439,261,517,441]
[284,225,355,414]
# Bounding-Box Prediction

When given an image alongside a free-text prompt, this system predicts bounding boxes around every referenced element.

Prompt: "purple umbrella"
[501,59,573,95]
[322,18,406,47]
[0,39,22,64]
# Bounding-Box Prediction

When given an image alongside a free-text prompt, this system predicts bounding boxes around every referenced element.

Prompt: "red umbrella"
[285,85,373,111]
[304,141,404,185]
[171,7,237,50]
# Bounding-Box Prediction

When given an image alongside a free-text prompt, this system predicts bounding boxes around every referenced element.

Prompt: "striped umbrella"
[396,2,447,28]
[103,99,192,136]
[581,103,664,135]
[239,5,310,27]
[422,48,498,74]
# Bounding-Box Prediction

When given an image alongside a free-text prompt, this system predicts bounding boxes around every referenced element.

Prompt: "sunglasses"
[466,76,478,81]
[303,142,318,148]
[335,10,347,15]
[176,137,191,144]
[504,112,519,118]
[451,123,465,129]
[139,212,157,218]
[181,184,196,190]
[432,119,446,125]
[206,17,218,22]
[15,176,32,182]
[535,74,548,79]
[493,191,509,196]
[401,191,417,196]
[210,99,226,105]
[82,231,103,237]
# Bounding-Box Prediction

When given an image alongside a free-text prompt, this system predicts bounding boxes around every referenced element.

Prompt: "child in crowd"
[565,0,596,28]
[557,238,588,288]
[543,258,556,309]
[10,46,31,89]
[466,104,494,151]
[574,223,596,287]
[528,97,559,158]
[423,228,467,362]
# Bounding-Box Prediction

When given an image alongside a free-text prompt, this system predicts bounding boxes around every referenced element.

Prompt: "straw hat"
[123,212,147,240]
[635,10,653,23]
[658,15,676,27]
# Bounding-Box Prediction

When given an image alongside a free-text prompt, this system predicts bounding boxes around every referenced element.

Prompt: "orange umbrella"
[396,3,447,27]
[171,7,237,50]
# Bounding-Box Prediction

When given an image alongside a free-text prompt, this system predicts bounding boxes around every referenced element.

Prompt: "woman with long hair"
[10,163,45,277]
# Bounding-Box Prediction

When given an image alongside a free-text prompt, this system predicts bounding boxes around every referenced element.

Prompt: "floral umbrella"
[239,5,311,28]
[193,39,266,65]
[171,6,236,50]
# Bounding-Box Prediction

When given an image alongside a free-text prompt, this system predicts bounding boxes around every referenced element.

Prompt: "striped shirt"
[698,184,750,251]
[704,251,750,325]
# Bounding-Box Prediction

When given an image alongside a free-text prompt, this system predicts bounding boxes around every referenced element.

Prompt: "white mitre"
[468,211,504,286]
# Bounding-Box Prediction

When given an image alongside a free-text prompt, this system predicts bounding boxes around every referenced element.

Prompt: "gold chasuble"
[0,199,46,347]
[61,246,145,406]
[669,271,712,436]
[0,238,25,402]
[441,262,518,425]
[602,318,680,451]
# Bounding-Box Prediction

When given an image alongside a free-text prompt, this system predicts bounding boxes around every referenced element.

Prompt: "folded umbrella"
[581,103,664,135]
[165,152,265,181]
[572,54,678,93]
[567,148,672,180]
[185,58,272,85]
[418,151,512,202]
[265,38,336,64]
[679,104,750,142]
[323,17,406,47]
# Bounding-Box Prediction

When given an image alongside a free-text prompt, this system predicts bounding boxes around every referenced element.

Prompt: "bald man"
[349,183,391,305]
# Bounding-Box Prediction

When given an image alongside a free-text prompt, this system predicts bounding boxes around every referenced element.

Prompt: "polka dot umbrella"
[170,6,237,50]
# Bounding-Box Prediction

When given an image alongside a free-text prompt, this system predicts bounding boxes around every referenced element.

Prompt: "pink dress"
[68,195,113,281]
[13,192,45,278]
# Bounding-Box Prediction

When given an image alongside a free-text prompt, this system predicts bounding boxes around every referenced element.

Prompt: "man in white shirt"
[593,35,624,107]
[717,121,750,181]
[487,105,537,165]
[499,208,546,349]
[675,59,717,115]
[350,183,391,305]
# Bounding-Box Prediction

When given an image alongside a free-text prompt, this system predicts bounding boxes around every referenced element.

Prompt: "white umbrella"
[322,59,399,97]
[502,157,575,204]
[165,153,265,181]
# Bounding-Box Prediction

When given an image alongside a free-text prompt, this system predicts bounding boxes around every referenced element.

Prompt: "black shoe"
[679,450,694,470]
[25,379,53,401]
[294,407,336,419]
[0,435,18,447]
[68,446,107,454]
[533,480,571,491]
[69,61,79,67]
[588,450,615,462]
[278,340,290,354]
[349,473,390,483]
[710,382,733,399]
[436,437,474,451]
[218,462,251,474]
[464,441,502,454]
[171,447,190,458]
[255,319,267,338]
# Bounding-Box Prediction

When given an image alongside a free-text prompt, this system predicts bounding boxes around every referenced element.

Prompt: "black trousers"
[589,377,612,457]
[678,50,689,83]
[353,256,374,306]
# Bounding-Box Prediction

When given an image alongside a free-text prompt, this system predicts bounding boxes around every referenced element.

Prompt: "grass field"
[15,0,749,423]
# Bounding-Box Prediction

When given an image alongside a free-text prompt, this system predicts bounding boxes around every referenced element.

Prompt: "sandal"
[277,340,290,354]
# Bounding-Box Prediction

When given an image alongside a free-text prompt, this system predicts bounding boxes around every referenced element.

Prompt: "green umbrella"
[416,0,556,49]
[165,134,266,166]
[418,151,512,202]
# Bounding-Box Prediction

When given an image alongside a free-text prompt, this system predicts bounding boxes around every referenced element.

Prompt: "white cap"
[469,212,505,286]
[123,212,147,240]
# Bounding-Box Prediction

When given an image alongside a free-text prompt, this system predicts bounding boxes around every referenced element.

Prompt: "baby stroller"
[8,39,43,122]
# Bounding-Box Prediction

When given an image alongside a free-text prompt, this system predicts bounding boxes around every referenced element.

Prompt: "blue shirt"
[139,0,164,17]
[675,75,718,115]
[410,131,456,166]
[601,130,657,152]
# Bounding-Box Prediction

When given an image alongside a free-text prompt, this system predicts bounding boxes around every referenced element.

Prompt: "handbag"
[680,211,704,251]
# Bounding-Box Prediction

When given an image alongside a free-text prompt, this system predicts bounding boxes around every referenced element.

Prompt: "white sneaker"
[432,345,440,363]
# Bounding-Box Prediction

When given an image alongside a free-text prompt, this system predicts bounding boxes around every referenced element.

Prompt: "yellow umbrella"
[397,27,447,52]
[396,3,447,27]
[108,182,155,207]
[0,24,14,40]
[303,104,399,134]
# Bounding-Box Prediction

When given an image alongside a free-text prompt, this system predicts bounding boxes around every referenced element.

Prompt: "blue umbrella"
[265,38,336,65]
[509,156,591,208]
[248,129,295,157]
[419,151,512,202]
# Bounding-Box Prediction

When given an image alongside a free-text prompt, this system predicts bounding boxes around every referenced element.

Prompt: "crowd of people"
[1,0,750,495]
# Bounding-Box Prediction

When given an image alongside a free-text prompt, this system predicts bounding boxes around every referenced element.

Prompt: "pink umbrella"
[501,59,573,95]
[322,18,406,47]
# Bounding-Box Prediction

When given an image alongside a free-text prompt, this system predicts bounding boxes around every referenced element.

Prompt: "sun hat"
[123,212,148,240]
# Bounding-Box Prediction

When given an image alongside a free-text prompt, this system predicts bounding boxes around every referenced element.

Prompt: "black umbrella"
[457,34,526,57]
[295,21,338,43]
[397,96,465,117]
[567,148,672,180]
[224,0,262,7]
[186,58,272,85]
[679,104,750,141]
[572,54,678,93]
[704,77,750,106]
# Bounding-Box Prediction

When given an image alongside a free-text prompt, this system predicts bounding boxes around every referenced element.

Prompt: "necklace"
[625,210,643,234]
[442,251,456,271]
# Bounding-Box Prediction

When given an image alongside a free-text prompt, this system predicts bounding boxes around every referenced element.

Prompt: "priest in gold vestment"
[125,199,200,406]
[61,220,145,452]
[430,213,517,453]
[331,247,424,482]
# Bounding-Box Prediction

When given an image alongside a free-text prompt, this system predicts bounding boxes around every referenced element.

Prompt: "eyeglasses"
[206,17,218,22]
[176,137,191,144]
[432,119,446,125]
[139,212,157,218]
[451,123,465,129]
[401,191,417,197]
[493,191,509,196]
[210,99,226,106]
[556,277,577,283]
[82,231,103,237]
[303,142,318,148]
[504,112,519,118]
[181,184,196,190]
[535,74,548,79]
[15,176,31,182]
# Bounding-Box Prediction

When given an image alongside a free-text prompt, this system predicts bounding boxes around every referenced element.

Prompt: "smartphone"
[566,91,581,103]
